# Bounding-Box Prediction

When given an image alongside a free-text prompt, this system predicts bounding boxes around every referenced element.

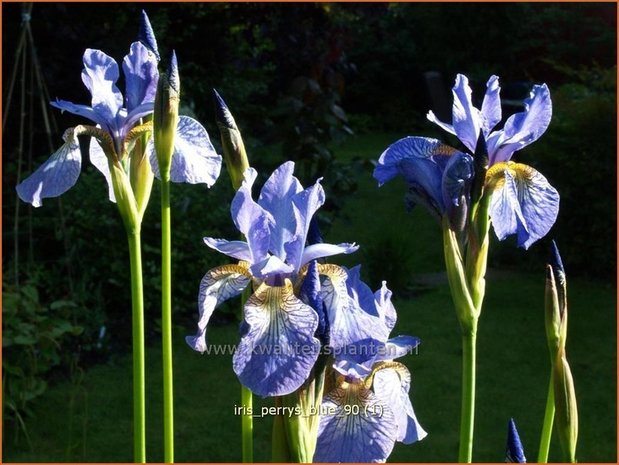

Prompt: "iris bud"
[213,89,250,191]
[153,51,180,179]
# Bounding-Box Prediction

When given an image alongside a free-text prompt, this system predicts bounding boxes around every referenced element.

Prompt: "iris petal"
[16,130,82,207]
[374,136,460,217]
[232,280,320,397]
[372,363,427,444]
[89,139,116,203]
[441,151,474,209]
[452,74,482,153]
[487,162,560,249]
[231,168,273,264]
[203,237,252,261]
[426,110,455,135]
[257,161,302,258]
[185,263,251,353]
[122,42,159,112]
[50,99,110,131]
[487,84,552,164]
[149,116,222,186]
[374,282,397,331]
[317,264,390,350]
[285,178,326,270]
[375,336,420,363]
[300,242,359,268]
[80,48,123,129]
[346,265,379,317]
[315,383,397,463]
[481,75,502,135]
[249,255,295,279]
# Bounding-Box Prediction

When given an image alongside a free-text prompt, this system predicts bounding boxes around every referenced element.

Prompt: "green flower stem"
[127,230,146,463]
[459,327,477,463]
[272,397,291,462]
[161,175,174,463]
[443,219,480,463]
[240,287,253,463]
[537,372,555,463]
[241,384,254,462]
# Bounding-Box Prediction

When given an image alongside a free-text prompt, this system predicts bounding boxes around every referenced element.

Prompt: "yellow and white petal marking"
[186,262,251,353]
[232,279,320,397]
[315,378,397,463]
[316,264,390,350]
[370,362,428,444]
[485,161,559,249]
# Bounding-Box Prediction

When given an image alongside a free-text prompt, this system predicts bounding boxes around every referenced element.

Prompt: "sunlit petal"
[372,362,427,444]
[315,382,397,463]
[203,237,251,261]
[232,280,320,396]
[89,138,116,203]
[487,84,552,164]
[487,162,560,249]
[481,75,501,135]
[185,263,251,353]
[452,74,482,153]
[80,48,123,128]
[16,130,82,207]
[317,264,390,350]
[122,42,159,112]
[149,116,222,186]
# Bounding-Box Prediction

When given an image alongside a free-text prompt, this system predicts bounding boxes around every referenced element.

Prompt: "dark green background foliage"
[2,2,616,461]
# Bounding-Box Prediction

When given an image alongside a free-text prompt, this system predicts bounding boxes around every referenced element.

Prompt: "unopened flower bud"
[213,89,249,191]
[153,51,180,178]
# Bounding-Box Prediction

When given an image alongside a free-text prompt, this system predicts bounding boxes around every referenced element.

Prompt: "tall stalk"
[127,230,146,463]
[161,176,174,463]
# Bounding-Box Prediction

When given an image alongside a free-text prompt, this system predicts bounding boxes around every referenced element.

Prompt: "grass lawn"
[4,133,616,462]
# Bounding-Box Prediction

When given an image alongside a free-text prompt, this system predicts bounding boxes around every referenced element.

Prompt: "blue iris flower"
[314,272,427,463]
[374,74,559,249]
[186,162,358,397]
[17,12,221,208]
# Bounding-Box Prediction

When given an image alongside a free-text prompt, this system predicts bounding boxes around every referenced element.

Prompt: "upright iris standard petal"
[123,42,159,112]
[286,177,327,270]
[149,116,222,185]
[451,74,482,153]
[257,161,303,257]
[232,280,320,397]
[486,162,560,249]
[486,84,552,165]
[372,362,427,444]
[80,48,123,132]
[480,75,502,135]
[16,129,82,207]
[315,382,398,463]
[185,263,252,353]
[229,168,273,265]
